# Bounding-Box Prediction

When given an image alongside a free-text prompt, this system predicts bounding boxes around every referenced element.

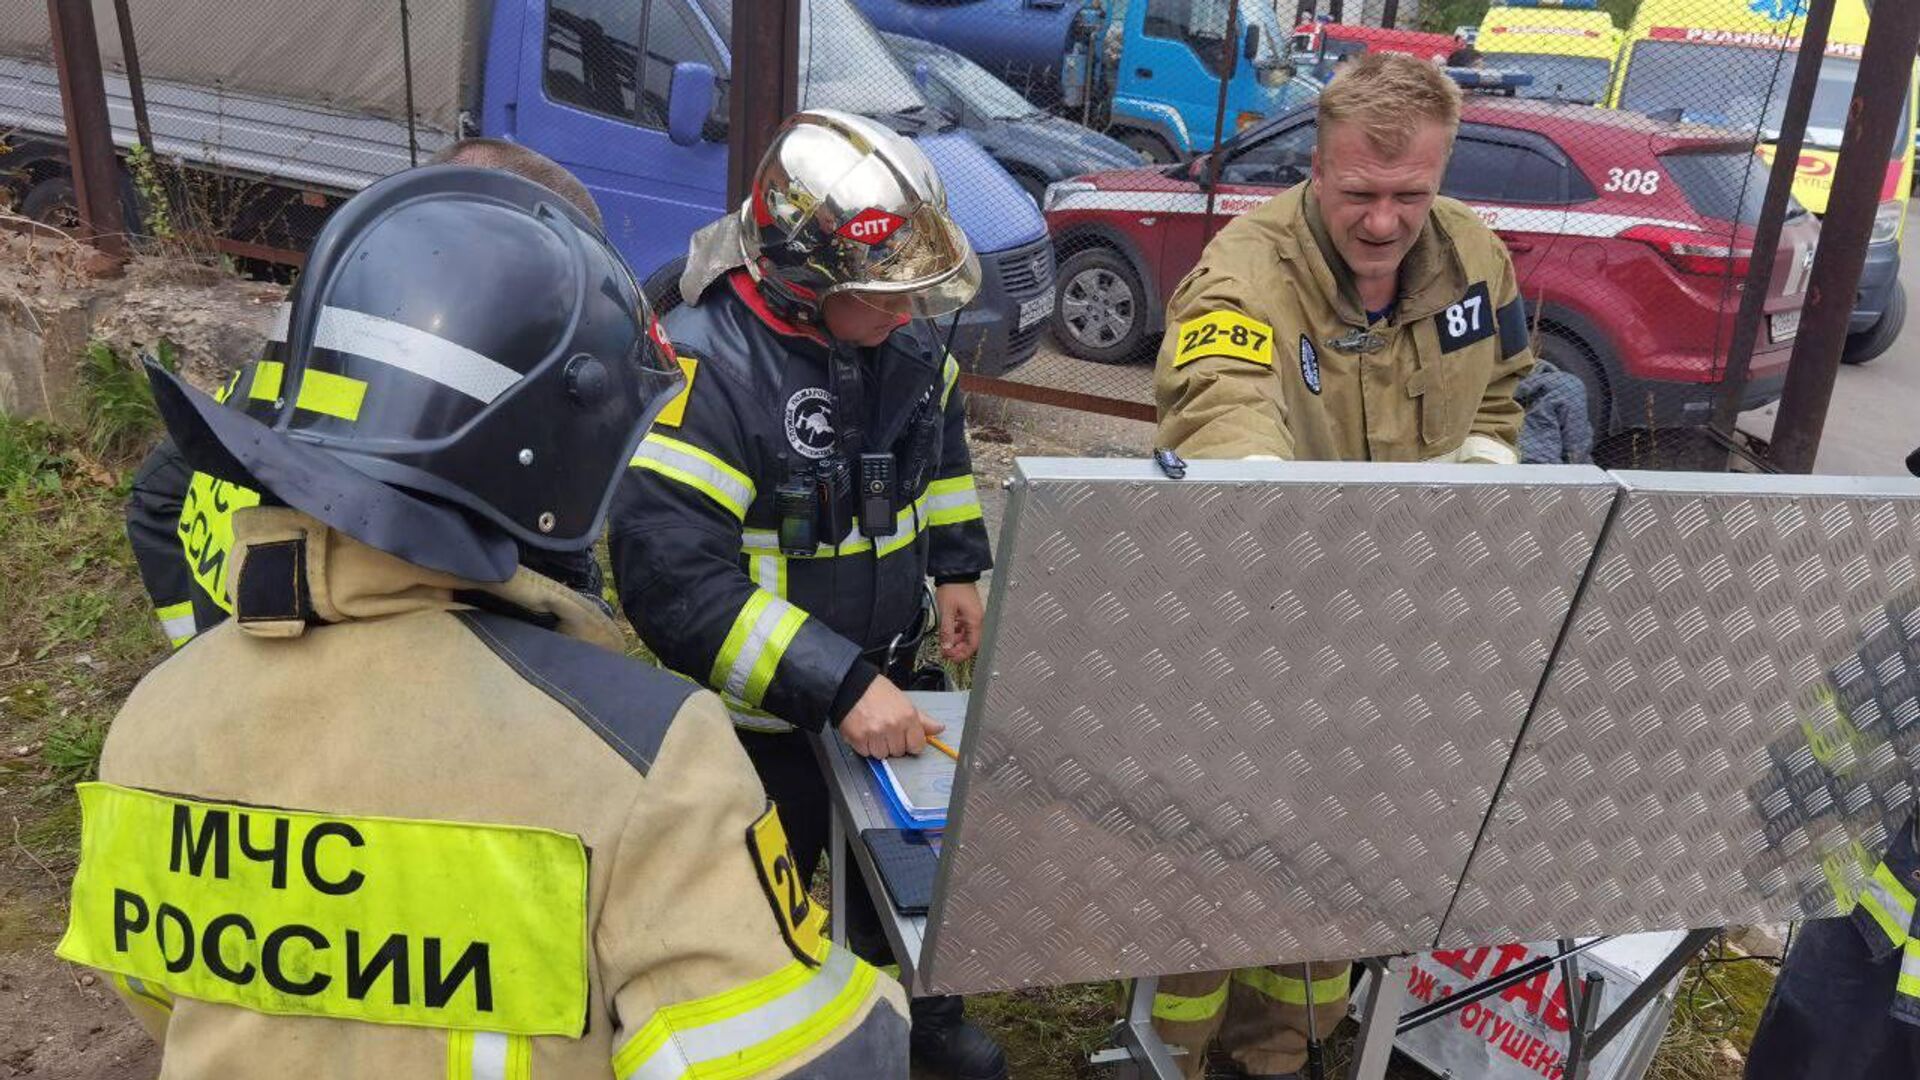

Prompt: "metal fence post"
[45,0,127,257]
[1708,0,1834,440]
[109,0,152,153]
[1768,0,1920,473]
[727,0,803,209]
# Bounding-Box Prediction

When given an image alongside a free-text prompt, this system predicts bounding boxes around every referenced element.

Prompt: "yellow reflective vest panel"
[63,508,907,1077]
[1154,182,1533,464]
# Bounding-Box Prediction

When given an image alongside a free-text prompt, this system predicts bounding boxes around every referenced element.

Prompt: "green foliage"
[79,339,172,458]
[126,143,176,240]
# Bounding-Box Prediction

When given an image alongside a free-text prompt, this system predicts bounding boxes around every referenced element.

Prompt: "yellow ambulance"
[1608,0,1914,361]
[1474,0,1623,106]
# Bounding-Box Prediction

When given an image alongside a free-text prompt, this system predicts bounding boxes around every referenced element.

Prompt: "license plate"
[1019,288,1055,331]
[1770,310,1801,343]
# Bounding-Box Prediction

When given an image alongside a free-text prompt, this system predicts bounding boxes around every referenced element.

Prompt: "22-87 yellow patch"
[1172,310,1275,369]
[746,804,827,966]
[652,355,700,428]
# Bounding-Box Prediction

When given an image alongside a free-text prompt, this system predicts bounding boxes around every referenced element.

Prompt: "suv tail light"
[1620,224,1753,278]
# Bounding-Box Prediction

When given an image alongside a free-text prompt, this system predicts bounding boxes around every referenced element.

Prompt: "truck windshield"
[695,0,928,117]
[1620,42,1912,155]
[1480,52,1611,104]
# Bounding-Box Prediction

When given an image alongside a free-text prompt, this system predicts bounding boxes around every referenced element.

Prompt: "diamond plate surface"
[920,460,1618,995]
[1443,473,1920,947]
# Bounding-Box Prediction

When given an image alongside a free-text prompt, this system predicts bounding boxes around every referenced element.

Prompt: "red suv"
[1042,98,1821,438]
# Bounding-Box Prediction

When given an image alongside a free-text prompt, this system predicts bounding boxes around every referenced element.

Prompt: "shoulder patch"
[652,354,700,429]
[1435,281,1497,354]
[455,610,695,773]
[1496,296,1530,360]
[1298,335,1322,395]
[1173,310,1275,369]
[745,803,828,967]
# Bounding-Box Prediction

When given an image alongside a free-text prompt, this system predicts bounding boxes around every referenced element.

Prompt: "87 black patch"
[1435,281,1496,353]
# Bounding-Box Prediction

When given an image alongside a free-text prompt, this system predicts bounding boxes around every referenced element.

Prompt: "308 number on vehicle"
[1603,168,1660,194]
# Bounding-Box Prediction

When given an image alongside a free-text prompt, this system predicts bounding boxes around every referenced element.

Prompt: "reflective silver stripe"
[633,438,755,518]
[752,554,783,596]
[471,1032,508,1080]
[923,485,980,519]
[158,611,197,643]
[1862,867,1917,945]
[266,302,291,343]
[724,595,800,700]
[624,948,859,1080]
[729,703,797,733]
[313,306,521,404]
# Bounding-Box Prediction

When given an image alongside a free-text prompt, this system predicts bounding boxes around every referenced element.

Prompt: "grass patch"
[0,347,170,871]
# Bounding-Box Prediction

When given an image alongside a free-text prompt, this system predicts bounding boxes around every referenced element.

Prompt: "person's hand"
[840,676,945,758]
[936,582,985,663]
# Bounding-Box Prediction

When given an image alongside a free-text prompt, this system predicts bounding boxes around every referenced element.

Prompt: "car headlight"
[1871,199,1903,245]
[1042,180,1096,214]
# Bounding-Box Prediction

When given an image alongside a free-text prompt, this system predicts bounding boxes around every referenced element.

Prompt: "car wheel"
[1116,130,1176,165]
[1842,286,1904,365]
[1536,328,1611,448]
[1052,245,1153,365]
[22,175,82,231]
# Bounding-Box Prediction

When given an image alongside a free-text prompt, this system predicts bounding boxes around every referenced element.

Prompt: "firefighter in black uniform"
[608,110,1002,1079]
[124,139,609,648]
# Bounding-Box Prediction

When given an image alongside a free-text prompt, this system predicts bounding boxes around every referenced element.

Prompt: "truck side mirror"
[1244,24,1262,62]
[913,60,931,90]
[668,61,717,148]
[1908,445,1920,477]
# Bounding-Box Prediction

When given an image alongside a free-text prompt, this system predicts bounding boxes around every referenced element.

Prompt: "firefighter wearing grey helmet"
[622,111,1006,1080]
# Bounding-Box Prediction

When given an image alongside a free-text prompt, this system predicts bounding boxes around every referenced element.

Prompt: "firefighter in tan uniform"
[1151,54,1534,1079]
[56,167,907,1078]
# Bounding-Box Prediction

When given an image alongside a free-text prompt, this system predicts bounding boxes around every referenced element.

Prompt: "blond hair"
[1316,52,1462,160]
[428,137,605,229]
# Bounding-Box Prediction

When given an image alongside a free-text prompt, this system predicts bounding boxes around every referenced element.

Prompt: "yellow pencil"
[927,735,961,761]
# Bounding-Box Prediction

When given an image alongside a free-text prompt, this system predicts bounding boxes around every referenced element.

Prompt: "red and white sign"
[838,208,907,244]
[1353,933,1688,1080]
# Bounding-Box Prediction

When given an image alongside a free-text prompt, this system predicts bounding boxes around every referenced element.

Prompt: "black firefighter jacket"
[609,272,993,733]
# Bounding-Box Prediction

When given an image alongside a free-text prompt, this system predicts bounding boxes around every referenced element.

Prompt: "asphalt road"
[1737,199,1920,476]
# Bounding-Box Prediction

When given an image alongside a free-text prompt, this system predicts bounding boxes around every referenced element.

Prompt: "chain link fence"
[1,0,1900,467]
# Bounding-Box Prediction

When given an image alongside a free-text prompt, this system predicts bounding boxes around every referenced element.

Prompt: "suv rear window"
[1658,150,1773,226]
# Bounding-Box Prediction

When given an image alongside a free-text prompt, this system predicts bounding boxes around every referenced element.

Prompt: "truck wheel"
[1842,287,1905,365]
[1536,328,1611,449]
[22,175,82,231]
[1052,245,1152,365]
[1116,130,1176,165]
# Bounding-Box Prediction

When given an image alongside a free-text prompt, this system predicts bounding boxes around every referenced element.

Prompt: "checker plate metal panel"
[920,460,1618,995]
[1443,474,1920,946]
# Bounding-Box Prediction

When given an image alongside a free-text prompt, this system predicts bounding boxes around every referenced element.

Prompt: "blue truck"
[853,0,1322,162]
[0,0,1056,375]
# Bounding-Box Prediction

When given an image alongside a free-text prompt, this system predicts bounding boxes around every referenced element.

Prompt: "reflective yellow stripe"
[923,475,983,528]
[294,368,368,421]
[1151,979,1229,1023]
[249,360,285,402]
[155,602,196,648]
[1901,942,1920,1002]
[631,434,755,520]
[727,697,797,734]
[451,1031,532,1080]
[1857,862,1916,949]
[711,592,806,707]
[612,945,879,1080]
[750,553,788,598]
[114,972,173,1012]
[1233,965,1353,1006]
[940,354,960,408]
